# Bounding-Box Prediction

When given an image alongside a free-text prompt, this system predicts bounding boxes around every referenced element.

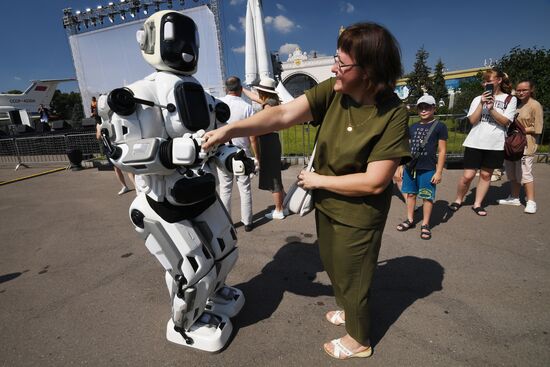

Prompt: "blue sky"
[1,0,549,93]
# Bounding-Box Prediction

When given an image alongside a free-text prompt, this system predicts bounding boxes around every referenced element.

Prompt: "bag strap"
[306,89,337,170]
[306,144,316,171]
[503,94,513,109]
[419,120,440,150]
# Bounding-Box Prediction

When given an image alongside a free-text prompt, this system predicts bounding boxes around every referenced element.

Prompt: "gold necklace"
[346,96,376,132]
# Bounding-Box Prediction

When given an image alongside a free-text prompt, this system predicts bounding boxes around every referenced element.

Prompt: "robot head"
[136,10,199,75]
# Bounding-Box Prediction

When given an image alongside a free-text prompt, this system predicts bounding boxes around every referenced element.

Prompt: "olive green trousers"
[316,209,384,345]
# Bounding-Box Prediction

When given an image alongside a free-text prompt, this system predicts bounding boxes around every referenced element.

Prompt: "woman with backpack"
[498,80,544,214]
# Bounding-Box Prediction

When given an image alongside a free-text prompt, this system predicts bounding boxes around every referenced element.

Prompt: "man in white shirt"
[218,76,257,231]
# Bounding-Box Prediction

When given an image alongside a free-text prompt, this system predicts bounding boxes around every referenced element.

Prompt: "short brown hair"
[338,22,403,102]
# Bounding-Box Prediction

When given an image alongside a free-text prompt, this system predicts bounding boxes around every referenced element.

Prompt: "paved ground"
[1,162,549,367]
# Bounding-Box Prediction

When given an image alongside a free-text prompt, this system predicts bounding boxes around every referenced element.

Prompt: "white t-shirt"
[220,94,254,155]
[463,93,517,150]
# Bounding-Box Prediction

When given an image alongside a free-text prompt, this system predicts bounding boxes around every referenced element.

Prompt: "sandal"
[472,206,487,216]
[448,202,462,212]
[420,225,431,240]
[323,338,373,360]
[396,219,415,232]
[326,310,345,326]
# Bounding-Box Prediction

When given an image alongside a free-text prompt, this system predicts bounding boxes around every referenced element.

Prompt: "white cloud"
[264,15,296,34]
[229,0,244,5]
[232,45,246,53]
[276,3,286,11]
[340,2,355,13]
[228,24,237,32]
[279,43,301,57]
[13,76,21,81]
[238,16,246,30]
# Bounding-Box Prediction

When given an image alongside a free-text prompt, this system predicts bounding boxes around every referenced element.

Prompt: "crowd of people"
[393,69,544,242]
[202,22,545,360]
[88,19,544,360]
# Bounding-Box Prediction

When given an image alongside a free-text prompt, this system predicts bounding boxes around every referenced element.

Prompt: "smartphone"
[484,83,494,95]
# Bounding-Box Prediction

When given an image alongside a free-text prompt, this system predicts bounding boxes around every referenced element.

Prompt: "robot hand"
[172,129,211,166]
[100,128,122,160]
[231,150,255,176]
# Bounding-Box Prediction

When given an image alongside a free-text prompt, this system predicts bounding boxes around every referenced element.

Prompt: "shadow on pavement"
[370,256,444,346]
[232,238,333,329]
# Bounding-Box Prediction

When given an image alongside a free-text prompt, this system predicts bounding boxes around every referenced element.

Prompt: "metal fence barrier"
[278,113,549,165]
[1,114,548,170]
[0,130,101,169]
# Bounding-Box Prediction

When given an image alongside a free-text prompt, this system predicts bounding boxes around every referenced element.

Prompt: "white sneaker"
[265,209,285,220]
[498,196,521,206]
[524,200,537,214]
[118,186,131,195]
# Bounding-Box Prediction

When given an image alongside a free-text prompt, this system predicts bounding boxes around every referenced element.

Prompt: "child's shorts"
[402,168,436,201]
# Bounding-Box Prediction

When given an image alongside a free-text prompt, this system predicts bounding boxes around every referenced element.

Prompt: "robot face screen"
[160,13,198,73]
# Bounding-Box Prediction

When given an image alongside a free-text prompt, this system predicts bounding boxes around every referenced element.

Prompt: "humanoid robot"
[97,11,253,352]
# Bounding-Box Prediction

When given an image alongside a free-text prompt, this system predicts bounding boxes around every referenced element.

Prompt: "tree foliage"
[406,46,432,104]
[496,46,550,109]
[452,73,483,115]
[51,90,82,120]
[432,59,448,106]
[3,89,23,94]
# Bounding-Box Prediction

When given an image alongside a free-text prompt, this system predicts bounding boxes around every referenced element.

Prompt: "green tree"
[496,46,550,108]
[3,89,23,94]
[406,46,432,104]
[451,72,483,115]
[432,59,448,107]
[71,101,85,123]
[51,90,82,120]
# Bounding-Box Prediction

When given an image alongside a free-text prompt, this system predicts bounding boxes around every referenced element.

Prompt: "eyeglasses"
[333,54,359,72]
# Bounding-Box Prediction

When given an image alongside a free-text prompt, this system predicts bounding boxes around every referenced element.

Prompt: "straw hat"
[254,77,279,95]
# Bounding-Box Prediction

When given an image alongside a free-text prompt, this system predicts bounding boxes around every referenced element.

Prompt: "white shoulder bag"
[283,144,316,216]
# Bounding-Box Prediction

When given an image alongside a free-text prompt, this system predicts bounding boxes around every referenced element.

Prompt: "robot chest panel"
[163,81,215,137]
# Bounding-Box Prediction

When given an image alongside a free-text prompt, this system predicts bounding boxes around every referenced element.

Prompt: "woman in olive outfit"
[204,23,410,360]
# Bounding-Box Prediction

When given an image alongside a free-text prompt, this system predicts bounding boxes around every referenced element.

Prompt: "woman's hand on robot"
[203,128,229,151]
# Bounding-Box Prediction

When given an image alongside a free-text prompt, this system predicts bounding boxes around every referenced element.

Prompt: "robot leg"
[191,198,245,317]
[129,194,233,351]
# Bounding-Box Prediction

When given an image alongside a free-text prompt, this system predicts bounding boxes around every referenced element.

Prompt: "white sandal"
[326,310,345,326]
[323,338,373,360]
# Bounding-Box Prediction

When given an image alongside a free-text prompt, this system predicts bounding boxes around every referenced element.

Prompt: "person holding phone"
[448,68,516,216]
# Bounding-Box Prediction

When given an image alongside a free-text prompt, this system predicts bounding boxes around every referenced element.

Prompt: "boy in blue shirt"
[396,94,448,240]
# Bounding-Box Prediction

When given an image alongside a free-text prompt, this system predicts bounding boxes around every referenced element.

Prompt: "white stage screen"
[69,6,224,117]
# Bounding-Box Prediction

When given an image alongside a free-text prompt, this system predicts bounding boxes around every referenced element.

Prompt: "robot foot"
[205,285,245,318]
[166,312,232,352]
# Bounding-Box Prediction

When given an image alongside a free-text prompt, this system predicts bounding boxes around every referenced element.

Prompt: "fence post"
[10,126,29,171]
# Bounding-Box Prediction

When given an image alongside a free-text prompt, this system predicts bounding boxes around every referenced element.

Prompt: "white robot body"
[98,11,252,352]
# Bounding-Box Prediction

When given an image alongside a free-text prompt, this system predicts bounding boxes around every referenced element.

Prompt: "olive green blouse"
[305,77,410,229]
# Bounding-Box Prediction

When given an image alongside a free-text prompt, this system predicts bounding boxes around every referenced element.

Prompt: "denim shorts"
[402,168,436,201]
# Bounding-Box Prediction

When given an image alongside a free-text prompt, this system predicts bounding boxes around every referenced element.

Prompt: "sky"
[0,0,549,93]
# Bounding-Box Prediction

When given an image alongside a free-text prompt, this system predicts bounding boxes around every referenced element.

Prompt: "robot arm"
[212,144,255,176]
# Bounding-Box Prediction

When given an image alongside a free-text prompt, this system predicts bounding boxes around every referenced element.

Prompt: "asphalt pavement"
[1,162,549,366]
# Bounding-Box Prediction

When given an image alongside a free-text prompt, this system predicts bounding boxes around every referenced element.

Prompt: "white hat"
[416,94,436,106]
[254,77,279,95]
